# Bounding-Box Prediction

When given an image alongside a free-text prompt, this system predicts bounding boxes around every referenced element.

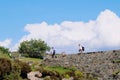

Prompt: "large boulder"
[27,71,42,80]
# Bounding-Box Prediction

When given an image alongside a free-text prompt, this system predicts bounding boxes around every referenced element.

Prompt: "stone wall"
[42,50,120,80]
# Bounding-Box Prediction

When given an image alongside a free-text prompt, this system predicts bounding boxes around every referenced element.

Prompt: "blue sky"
[0,0,120,53]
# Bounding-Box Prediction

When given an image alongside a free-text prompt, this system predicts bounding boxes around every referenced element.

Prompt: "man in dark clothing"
[51,47,56,58]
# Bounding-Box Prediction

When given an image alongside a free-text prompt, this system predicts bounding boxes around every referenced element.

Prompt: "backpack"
[82,46,85,51]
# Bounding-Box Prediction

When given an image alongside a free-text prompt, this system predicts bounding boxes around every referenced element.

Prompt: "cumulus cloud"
[12,9,120,53]
[0,39,12,48]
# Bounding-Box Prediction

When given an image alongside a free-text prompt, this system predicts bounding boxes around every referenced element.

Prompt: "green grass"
[19,57,42,62]
[11,52,42,63]
[44,66,72,74]
[0,51,10,59]
[19,57,42,71]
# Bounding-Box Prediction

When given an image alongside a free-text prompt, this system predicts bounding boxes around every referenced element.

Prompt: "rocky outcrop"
[27,71,42,80]
[42,50,120,80]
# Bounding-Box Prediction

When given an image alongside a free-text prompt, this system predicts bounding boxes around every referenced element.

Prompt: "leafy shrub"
[36,66,62,79]
[18,39,50,58]
[12,60,22,73]
[75,70,84,77]
[69,66,76,71]
[0,58,12,79]
[64,74,70,79]
[42,70,58,77]
[65,71,75,77]
[3,72,22,80]
[35,66,44,73]
[41,69,49,77]
[14,60,31,78]
[0,46,9,54]
[3,61,22,80]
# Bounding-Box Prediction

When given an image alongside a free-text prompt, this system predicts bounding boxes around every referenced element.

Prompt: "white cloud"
[12,9,120,53]
[0,39,12,48]
[91,9,120,47]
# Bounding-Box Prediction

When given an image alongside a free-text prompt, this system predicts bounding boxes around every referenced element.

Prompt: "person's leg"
[81,49,83,54]
[53,53,55,58]
[79,49,81,54]
[52,54,53,58]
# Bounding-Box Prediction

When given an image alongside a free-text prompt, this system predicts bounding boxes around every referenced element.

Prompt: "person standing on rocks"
[78,44,84,54]
[51,47,56,58]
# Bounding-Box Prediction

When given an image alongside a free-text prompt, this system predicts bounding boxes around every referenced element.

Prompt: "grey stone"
[42,50,120,80]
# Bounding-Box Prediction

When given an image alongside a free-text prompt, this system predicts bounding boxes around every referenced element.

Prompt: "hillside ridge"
[43,49,120,80]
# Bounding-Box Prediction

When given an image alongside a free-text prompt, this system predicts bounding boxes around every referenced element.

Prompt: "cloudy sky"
[0,0,120,53]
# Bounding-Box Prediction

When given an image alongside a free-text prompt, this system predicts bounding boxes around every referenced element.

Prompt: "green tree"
[0,46,9,54]
[18,39,50,58]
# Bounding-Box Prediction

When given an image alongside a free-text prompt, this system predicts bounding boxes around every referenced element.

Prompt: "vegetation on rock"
[0,58,12,80]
